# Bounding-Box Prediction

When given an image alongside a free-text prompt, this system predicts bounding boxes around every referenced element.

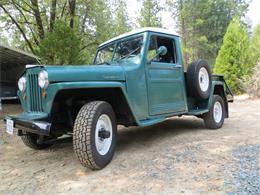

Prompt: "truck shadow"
[50,116,206,152]
[116,116,206,153]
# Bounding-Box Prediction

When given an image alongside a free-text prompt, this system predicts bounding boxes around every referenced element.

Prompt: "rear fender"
[208,82,229,118]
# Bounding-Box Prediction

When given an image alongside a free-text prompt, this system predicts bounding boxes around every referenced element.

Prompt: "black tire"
[203,95,225,129]
[21,132,53,149]
[73,101,117,170]
[187,60,212,100]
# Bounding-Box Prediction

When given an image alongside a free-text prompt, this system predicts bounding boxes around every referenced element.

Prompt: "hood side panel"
[45,65,125,82]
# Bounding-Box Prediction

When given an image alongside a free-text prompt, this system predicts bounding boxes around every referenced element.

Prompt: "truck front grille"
[27,73,43,112]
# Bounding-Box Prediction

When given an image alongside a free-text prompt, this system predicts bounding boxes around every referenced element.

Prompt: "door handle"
[171,65,182,68]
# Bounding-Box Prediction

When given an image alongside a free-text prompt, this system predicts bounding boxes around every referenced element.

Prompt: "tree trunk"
[68,0,76,28]
[30,0,45,39]
[50,0,57,32]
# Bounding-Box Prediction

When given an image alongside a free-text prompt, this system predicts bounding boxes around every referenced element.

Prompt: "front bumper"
[5,116,51,136]
[0,96,19,100]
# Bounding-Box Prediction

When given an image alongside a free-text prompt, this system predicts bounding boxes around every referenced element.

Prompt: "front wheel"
[73,101,117,170]
[203,95,225,129]
[21,132,53,149]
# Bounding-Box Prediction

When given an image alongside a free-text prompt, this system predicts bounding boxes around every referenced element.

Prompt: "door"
[146,35,186,115]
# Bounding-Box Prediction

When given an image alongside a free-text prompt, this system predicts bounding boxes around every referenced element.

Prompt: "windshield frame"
[93,33,145,65]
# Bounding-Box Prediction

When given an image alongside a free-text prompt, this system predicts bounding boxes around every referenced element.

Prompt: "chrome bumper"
[0,96,19,100]
[5,116,51,136]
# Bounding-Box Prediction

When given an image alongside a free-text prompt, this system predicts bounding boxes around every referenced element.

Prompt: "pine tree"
[138,0,162,28]
[251,25,260,64]
[114,0,131,35]
[214,18,252,94]
[89,0,115,43]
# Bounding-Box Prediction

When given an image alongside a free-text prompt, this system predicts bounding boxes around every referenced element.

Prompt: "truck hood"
[43,65,125,82]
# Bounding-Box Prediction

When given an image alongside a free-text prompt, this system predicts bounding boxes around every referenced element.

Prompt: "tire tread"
[73,101,104,170]
[203,95,225,129]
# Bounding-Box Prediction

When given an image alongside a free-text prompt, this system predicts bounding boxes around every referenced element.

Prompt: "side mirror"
[157,46,167,56]
[148,46,167,64]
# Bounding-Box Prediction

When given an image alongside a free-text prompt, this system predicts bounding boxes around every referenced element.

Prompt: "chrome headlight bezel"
[18,76,26,92]
[38,70,49,89]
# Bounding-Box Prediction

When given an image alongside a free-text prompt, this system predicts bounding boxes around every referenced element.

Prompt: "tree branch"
[80,41,98,52]
[14,0,34,14]
[12,0,39,45]
[61,1,67,18]
[0,4,35,54]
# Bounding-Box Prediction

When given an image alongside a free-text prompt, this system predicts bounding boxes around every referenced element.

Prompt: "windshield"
[94,36,143,65]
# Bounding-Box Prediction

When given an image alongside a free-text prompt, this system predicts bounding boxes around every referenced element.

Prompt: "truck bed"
[184,73,233,116]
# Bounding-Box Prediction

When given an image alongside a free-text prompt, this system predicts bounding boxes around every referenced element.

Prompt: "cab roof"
[99,27,179,47]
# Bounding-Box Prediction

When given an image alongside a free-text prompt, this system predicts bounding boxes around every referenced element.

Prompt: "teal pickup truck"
[5,28,233,170]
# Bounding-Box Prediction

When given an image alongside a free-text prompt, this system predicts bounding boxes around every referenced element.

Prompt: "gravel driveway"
[0,98,259,195]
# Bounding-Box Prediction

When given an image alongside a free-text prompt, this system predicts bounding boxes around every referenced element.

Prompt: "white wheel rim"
[199,67,209,92]
[213,101,222,123]
[95,114,113,155]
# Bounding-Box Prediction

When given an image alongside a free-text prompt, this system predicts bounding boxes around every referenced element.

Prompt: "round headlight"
[18,77,26,92]
[38,70,49,89]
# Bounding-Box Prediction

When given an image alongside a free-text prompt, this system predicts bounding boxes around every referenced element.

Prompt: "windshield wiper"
[115,46,141,62]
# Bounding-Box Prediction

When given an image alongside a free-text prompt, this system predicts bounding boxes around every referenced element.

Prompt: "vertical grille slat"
[31,75,35,110]
[30,75,35,110]
[27,72,43,112]
[34,74,39,111]
[32,75,36,110]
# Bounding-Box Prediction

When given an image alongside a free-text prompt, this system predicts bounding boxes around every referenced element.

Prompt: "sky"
[126,0,260,30]
[1,0,259,45]
[247,0,260,28]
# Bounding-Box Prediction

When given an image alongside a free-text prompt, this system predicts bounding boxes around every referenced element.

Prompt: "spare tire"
[187,60,212,100]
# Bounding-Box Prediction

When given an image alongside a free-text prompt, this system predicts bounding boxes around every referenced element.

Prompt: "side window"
[147,35,177,64]
[147,36,158,62]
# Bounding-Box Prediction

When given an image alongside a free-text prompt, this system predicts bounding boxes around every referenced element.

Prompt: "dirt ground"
[0,98,260,195]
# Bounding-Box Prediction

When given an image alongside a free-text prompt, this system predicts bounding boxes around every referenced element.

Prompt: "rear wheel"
[73,101,117,170]
[21,132,53,149]
[203,95,225,129]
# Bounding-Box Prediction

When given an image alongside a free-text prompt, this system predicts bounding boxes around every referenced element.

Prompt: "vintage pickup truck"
[5,28,233,170]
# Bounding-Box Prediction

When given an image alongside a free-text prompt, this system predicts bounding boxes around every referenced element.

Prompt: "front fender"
[45,81,140,123]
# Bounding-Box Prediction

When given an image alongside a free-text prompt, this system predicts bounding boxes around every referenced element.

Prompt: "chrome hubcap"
[95,114,112,155]
[213,101,222,123]
[199,67,209,92]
